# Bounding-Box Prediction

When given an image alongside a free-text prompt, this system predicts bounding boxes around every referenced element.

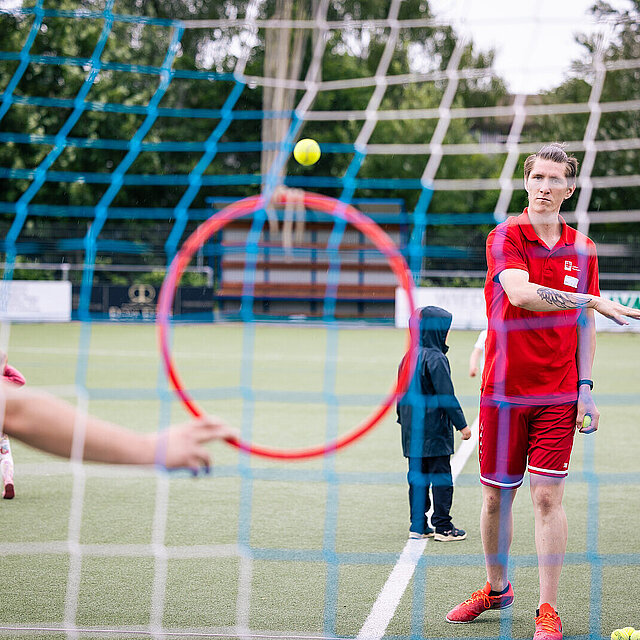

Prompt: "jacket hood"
[413,306,452,352]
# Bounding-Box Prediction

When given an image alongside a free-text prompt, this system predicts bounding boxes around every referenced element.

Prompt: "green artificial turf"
[0,323,638,639]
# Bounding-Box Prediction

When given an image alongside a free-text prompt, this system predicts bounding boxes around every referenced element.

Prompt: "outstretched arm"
[0,382,235,472]
[498,269,640,326]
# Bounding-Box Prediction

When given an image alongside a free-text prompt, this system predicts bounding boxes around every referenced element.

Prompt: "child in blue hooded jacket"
[397,306,471,541]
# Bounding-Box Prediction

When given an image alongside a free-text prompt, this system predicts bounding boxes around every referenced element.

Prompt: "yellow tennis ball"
[581,414,592,431]
[612,630,633,640]
[622,629,636,639]
[293,138,321,166]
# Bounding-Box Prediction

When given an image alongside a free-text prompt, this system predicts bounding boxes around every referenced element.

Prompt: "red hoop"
[156,191,418,460]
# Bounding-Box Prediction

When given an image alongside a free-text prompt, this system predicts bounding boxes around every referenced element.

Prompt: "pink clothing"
[3,364,26,387]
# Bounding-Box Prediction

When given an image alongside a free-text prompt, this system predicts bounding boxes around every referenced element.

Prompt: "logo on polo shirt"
[564,260,580,288]
[564,260,580,272]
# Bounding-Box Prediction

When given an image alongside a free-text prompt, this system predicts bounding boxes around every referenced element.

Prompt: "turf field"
[0,322,639,640]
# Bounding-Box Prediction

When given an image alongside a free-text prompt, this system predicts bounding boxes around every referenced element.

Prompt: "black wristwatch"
[578,379,594,390]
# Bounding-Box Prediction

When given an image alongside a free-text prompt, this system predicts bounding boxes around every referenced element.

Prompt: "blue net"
[1,2,640,640]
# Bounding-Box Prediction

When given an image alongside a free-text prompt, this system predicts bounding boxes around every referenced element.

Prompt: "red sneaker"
[534,603,562,640]
[446,581,514,623]
[3,482,14,499]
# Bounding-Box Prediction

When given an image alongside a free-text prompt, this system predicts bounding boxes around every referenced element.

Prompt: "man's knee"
[482,487,513,516]
[531,479,564,515]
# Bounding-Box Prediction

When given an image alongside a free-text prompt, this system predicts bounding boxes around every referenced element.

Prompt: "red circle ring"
[156,190,418,460]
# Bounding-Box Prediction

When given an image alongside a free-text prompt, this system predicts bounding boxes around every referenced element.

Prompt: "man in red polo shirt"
[445,143,640,639]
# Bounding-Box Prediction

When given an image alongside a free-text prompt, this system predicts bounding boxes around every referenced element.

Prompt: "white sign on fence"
[0,281,72,322]
[395,287,640,333]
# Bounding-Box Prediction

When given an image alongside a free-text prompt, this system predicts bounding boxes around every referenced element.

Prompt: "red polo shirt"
[482,209,600,405]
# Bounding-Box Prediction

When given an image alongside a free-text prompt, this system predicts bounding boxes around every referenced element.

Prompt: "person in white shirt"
[468,329,487,378]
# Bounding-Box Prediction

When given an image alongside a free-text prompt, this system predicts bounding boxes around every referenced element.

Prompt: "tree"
[522,1,640,285]
[0,0,508,282]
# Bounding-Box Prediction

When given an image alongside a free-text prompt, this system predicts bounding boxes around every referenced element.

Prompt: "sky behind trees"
[406,0,633,93]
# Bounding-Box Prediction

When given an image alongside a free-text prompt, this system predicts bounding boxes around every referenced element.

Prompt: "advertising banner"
[72,284,214,320]
[395,287,640,333]
[0,281,72,322]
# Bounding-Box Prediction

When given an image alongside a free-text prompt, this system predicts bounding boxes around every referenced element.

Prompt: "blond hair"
[524,143,579,184]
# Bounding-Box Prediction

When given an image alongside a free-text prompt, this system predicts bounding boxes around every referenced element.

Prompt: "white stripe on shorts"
[527,464,568,476]
[479,474,523,488]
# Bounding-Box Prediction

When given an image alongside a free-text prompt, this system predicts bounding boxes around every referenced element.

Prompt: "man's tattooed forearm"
[536,287,591,309]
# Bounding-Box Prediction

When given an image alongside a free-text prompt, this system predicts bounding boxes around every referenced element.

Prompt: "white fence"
[395,286,640,333]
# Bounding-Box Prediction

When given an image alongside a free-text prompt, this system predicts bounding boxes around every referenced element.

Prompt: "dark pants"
[407,455,453,534]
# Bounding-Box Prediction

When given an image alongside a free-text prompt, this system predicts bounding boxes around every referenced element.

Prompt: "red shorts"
[479,399,577,489]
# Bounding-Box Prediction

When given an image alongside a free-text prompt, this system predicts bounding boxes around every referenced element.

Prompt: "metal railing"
[0,262,214,287]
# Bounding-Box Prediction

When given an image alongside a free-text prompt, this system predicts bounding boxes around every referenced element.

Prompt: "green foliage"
[533,0,640,243]
[0,0,637,283]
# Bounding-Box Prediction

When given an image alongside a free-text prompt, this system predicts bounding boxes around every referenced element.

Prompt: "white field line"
[356,416,479,640]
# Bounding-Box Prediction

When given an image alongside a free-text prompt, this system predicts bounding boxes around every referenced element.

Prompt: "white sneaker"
[434,526,466,541]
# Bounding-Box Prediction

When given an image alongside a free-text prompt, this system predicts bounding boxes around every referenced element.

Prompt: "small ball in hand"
[580,414,595,434]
